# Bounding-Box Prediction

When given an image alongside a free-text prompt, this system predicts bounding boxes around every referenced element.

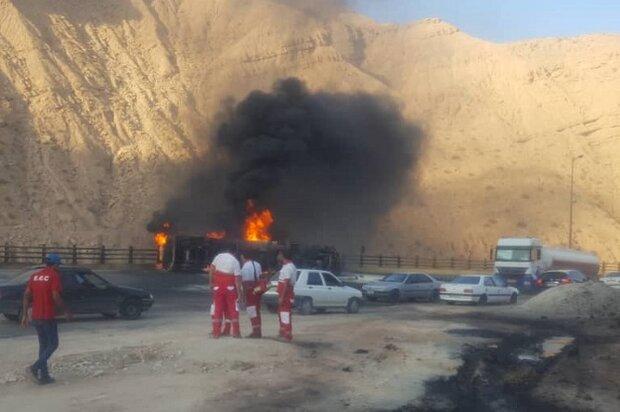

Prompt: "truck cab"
[494,237,542,291]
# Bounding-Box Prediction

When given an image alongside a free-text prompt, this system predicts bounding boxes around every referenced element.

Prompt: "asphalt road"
[0,267,213,339]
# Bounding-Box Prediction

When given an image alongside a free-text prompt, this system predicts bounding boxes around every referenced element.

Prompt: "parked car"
[263,269,362,315]
[600,272,620,289]
[439,275,519,305]
[535,269,588,289]
[0,266,154,321]
[361,273,442,303]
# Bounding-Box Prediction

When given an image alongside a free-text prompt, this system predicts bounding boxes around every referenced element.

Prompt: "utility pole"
[568,154,583,248]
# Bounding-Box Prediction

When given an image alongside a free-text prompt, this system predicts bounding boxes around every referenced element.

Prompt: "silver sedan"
[362,273,442,303]
[601,272,620,289]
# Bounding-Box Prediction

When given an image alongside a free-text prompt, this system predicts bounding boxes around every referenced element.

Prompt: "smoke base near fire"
[149,78,422,249]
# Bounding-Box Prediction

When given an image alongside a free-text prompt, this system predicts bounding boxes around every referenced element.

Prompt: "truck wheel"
[120,300,142,320]
[510,293,518,304]
[478,295,488,306]
[389,290,400,304]
[3,313,19,322]
[346,298,361,314]
[299,298,314,316]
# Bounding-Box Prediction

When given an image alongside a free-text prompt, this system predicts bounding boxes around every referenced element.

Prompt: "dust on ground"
[1,283,619,411]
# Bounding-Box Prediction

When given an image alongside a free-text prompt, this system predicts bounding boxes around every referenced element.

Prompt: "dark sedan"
[535,269,589,289]
[0,266,154,321]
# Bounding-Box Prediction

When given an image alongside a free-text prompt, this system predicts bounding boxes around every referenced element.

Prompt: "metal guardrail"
[343,254,620,276]
[1,244,157,265]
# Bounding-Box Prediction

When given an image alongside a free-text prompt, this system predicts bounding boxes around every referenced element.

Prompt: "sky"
[352,0,620,42]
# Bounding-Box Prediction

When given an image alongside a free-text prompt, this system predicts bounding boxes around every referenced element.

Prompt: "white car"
[601,272,620,289]
[263,269,363,315]
[439,275,519,305]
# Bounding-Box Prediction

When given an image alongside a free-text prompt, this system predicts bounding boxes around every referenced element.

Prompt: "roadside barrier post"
[41,245,47,264]
[72,245,78,265]
[128,246,134,264]
[4,243,9,264]
[100,245,106,264]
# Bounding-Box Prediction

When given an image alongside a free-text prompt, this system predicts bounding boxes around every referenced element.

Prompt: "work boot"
[26,365,45,385]
[246,331,262,339]
[42,374,56,384]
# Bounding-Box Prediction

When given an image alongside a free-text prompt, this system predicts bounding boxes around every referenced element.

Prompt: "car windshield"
[382,274,407,283]
[495,247,532,262]
[5,268,41,285]
[451,276,481,285]
[542,272,567,280]
[270,271,301,282]
[82,272,109,289]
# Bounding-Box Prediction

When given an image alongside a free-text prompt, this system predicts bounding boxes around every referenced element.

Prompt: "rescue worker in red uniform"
[206,252,244,338]
[276,249,297,342]
[240,251,263,338]
[21,253,72,384]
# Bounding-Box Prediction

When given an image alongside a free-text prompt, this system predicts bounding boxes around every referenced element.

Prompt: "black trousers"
[32,320,59,377]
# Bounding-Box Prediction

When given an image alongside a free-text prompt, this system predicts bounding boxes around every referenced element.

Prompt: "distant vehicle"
[600,272,620,289]
[263,269,362,315]
[162,236,342,274]
[0,266,154,321]
[361,273,441,303]
[494,237,599,291]
[439,275,519,305]
[535,269,589,289]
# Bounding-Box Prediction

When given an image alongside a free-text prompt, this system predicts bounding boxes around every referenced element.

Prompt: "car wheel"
[346,298,361,314]
[429,290,440,303]
[509,293,518,304]
[366,296,377,302]
[315,308,327,314]
[446,301,455,305]
[266,304,278,313]
[3,313,19,322]
[102,313,117,319]
[120,300,142,320]
[299,298,313,316]
[389,290,400,304]
[478,294,488,305]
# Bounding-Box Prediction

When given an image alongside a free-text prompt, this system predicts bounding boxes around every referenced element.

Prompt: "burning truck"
[151,201,341,274]
[148,78,420,275]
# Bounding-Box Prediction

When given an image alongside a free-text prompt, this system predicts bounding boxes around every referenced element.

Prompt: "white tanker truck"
[493,237,599,291]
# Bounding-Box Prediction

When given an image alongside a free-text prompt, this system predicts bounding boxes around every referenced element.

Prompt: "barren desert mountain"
[0,0,618,260]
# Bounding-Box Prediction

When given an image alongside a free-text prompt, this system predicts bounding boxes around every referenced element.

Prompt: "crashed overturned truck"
[159,235,341,274]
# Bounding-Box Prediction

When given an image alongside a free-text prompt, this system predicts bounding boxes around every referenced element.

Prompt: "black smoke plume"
[150,78,421,249]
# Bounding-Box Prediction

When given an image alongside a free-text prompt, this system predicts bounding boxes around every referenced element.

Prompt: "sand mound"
[516,282,620,320]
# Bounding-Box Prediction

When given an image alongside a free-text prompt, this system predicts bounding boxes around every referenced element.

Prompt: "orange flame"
[244,200,274,242]
[207,231,226,240]
[154,232,169,247]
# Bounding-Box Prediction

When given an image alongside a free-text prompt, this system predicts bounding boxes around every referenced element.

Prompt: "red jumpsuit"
[277,261,296,341]
[244,280,262,337]
[211,271,240,338]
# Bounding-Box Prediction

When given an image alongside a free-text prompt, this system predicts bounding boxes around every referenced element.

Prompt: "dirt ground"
[0,275,618,411]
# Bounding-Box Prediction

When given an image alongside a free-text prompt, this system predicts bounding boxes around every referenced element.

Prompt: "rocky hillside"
[0,0,618,260]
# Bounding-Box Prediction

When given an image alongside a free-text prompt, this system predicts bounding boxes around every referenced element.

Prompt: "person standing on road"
[240,250,263,338]
[20,253,73,384]
[276,249,296,342]
[207,251,244,338]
